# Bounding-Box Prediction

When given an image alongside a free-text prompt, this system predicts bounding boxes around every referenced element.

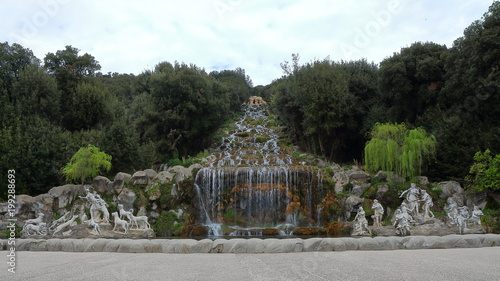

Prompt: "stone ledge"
[1,234,499,254]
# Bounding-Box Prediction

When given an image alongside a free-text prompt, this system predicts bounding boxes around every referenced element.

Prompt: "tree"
[378,42,448,124]
[0,42,40,100]
[64,82,116,130]
[364,123,437,180]
[428,2,500,181]
[44,45,101,89]
[44,46,103,130]
[466,149,500,193]
[61,144,112,185]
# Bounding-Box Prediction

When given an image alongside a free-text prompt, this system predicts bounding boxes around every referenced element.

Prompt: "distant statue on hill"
[246,96,267,105]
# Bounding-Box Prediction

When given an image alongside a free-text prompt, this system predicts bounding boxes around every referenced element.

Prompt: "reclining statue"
[52,215,78,236]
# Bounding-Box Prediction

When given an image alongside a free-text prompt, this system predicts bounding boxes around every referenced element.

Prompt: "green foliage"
[61,144,112,184]
[271,57,379,162]
[364,123,436,180]
[255,136,270,143]
[153,210,183,237]
[0,3,499,197]
[466,149,500,192]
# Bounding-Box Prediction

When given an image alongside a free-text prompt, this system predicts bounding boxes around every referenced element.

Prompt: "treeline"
[265,2,499,182]
[1,2,498,197]
[0,45,253,196]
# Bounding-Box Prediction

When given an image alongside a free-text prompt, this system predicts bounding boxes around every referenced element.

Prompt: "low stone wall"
[1,234,499,254]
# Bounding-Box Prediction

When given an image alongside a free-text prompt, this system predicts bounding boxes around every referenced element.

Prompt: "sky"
[0,0,495,86]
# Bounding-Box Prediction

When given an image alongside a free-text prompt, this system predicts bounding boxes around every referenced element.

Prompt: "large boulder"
[344,195,364,218]
[13,195,37,227]
[376,184,389,198]
[33,194,54,219]
[374,171,388,182]
[347,167,371,183]
[48,184,85,209]
[117,188,136,211]
[351,184,371,197]
[113,172,131,194]
[93,176,112,194]
[167,166,192,182]
[438,181,464,199]
[144,169,158,179]
[332,168,349,193]
[153,171,175,184]
[188,163,203,174]
[130,171,149,186]
[417,176,429,185]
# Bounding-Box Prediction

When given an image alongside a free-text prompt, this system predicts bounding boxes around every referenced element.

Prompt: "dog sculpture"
[112,212,128,234]
[88,218,101,235]
[23,213,45,230]
[23,223,48,236]
[118,204,134,222]
[129,214,151,229]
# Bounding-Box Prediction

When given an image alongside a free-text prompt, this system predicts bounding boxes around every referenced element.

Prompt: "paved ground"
[2,247,500,281]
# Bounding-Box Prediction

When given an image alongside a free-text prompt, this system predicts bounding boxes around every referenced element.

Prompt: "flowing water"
[195,105,326,236]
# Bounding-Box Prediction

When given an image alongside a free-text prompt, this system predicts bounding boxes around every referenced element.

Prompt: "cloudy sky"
[1,0,494,86]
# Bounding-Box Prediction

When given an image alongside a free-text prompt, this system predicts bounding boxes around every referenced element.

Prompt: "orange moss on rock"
[293,227,327,236]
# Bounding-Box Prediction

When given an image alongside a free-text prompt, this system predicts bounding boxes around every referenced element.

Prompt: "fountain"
[195,104,327,236]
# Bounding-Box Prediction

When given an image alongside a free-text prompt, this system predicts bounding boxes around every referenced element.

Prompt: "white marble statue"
[371,199,384,227]
[456,206,470,234]
[353,206,371,235]
[52,215,79,236]
[128,213,151,230]
[400,202,415,224]
[23,213,45,230]
[88,218,101,235]
[400,183,420,215]
[444,198,458,224]
[22,222,48,236]
[393,209,410,236]
[419,190,434,219]
[49,211,71,231]
[469,205,484,226]
[80,188,110,223]
[112,212,129,234]
[118,204,134,222]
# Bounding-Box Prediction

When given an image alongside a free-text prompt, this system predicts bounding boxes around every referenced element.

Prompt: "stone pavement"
[2,247,500,280]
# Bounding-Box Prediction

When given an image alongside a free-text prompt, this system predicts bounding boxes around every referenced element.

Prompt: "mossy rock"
[293,227,328,236]
[255,136,270,143]
[235,132,250,137]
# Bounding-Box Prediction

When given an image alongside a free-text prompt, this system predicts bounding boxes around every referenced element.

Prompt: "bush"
[153,211,183,237]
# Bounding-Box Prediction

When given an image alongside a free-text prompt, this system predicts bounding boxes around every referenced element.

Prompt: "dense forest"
[1,2,498,197]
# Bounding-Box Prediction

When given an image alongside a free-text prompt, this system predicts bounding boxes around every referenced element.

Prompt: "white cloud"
[0,0,494,85]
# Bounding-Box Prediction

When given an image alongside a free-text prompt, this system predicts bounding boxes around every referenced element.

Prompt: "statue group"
[21,187,150,237]
[352,183,484,236]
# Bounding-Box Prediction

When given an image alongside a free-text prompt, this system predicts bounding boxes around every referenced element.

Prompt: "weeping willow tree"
[364,123,436,180]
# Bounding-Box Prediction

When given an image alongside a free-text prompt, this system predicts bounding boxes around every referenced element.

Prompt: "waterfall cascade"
[195,104,327,236]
